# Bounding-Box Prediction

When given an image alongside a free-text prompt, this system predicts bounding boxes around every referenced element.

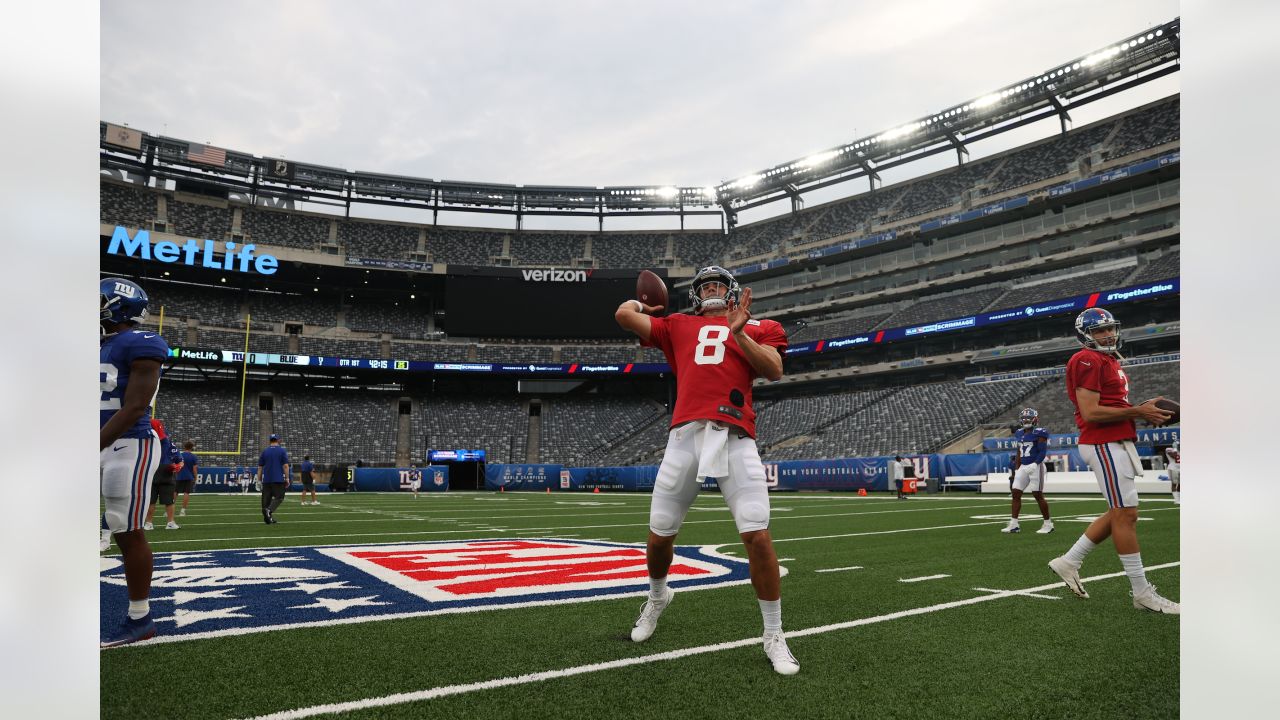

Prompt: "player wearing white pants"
[1011,461,1046,493]
[615,265,801,675]
[1079,441,1142,509]
[649,421,771,537]
[100,432,161,533]
[1048,306,1178,614]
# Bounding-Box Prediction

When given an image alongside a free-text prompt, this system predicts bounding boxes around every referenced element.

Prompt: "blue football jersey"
[1015,427,1050,464]
[100,329,169,439]
[178,451,198,480]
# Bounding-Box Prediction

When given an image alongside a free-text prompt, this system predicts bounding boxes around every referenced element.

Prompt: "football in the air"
[636,270,668,316]
[1150,398,1180,426]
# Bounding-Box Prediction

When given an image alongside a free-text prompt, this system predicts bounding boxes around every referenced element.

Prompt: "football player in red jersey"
[1048,307,1179,614]
[615,265,800,675]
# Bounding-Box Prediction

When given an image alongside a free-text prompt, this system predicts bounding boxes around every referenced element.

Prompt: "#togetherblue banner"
[785,278,1178,357]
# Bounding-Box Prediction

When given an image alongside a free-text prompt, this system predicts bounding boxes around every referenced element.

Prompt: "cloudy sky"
[101,0,1180,228]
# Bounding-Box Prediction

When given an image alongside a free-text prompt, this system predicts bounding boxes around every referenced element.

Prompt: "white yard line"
[973,587,1061,600]
[899,574,951,583]
[236,562,1179,720]
[814,566,863,573]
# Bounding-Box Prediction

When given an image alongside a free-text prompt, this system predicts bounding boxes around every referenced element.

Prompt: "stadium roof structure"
[100,18,1177,231]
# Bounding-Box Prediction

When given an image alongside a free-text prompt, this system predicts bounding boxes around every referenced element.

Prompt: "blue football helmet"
[1019,408,1039,429]
[100,277,150,335]
[1074,307,1121,354]
[689,265,741,314]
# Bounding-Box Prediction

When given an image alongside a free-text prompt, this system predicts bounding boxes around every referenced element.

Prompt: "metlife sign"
[106,225,280,275]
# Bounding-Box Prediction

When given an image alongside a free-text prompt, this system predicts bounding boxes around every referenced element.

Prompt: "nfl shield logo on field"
[100,539,753,643]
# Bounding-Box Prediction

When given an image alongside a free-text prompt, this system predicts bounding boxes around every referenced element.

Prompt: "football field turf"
[100,492,1180,719]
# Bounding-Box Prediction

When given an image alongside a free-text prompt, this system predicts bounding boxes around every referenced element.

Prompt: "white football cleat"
[1132,584,1179,614]
[165,521,180,530]
[142,522,154,531]
[1048,556,1089,598]
[630,587,674,642]
[1037,520,1055,534]
[178,508,186,517]
[1000,520,1020,534]
[763,632,800,675]
[100,528,112,552]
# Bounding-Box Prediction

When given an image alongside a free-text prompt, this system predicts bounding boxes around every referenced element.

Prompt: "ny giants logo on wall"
[100,539,754,644]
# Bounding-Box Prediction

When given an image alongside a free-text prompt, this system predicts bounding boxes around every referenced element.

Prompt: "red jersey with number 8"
[643,313,787,438]
[1065,347,1136,444]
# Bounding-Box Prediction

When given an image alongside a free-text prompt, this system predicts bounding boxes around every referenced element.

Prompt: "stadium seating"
[101,182,157,228]
[339,220,418,260]
[764,377,1047,460]
[799,187,907,245]
[540,396,668,466]
[199,327,288,354]
[242,208,330,251]
[756,388,897,454]
[272,387,401,464]
[388,341,474,362]
[1128,250,1180,284]
[158,381,261,465]
[169,200,232,241]
[508,233,585,267]
[1107,98,1180,160]
[246,292,339,327]
[993,359,1180,435]
[673,233,734,270]
[299,336,383,358]
[419,395,529,463]
[428,227,506,266]
[887,161,998,224]
[474,344,555,363]
[346,301,432,338]
[987,121,1117,195]
[558,344,639,364]
[727,216,801,261]
[802,311,895,340]
[589,233,669,268]
[147,283,244,327]
[877,286,1006,329]
[991,264,1136,309]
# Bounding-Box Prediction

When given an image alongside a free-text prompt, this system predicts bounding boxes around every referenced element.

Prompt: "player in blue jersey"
[100,277,169,647]
[256,434,291,524]
[177,440,198,516]
[1002,408,1055,534]
[142,418,183,531]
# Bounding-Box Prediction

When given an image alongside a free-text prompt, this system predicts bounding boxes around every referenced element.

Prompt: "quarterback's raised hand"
[727,287,753,334]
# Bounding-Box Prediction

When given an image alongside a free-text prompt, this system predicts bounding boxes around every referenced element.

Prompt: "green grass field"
[100,491,1179,720]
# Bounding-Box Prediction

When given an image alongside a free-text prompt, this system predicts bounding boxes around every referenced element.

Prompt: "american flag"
[187,142,226,166]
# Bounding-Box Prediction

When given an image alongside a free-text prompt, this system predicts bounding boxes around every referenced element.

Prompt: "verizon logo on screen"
[521,269,590,282]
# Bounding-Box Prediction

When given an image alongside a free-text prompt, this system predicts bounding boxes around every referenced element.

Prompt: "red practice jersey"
[644,313,788,438]
[1064,347,1136,444]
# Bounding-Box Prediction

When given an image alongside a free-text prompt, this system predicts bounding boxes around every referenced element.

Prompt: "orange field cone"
[593,487,600,494]
[546,488,550,494]
[500,486,505,493]
[857,488,867,496]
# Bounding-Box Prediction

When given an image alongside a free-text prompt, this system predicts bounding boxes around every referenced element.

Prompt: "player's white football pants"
[649,420,771,536]
[100,432,160,533]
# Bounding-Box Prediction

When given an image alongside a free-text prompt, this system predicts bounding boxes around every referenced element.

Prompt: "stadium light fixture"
[800,150,839,168]
[655,186,678,198]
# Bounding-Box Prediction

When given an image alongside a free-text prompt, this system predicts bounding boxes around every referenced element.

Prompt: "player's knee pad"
[649,501,685,537]
[734,501,770,533]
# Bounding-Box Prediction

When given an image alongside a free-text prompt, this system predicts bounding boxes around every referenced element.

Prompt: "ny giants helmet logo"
[100,539,754,644]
